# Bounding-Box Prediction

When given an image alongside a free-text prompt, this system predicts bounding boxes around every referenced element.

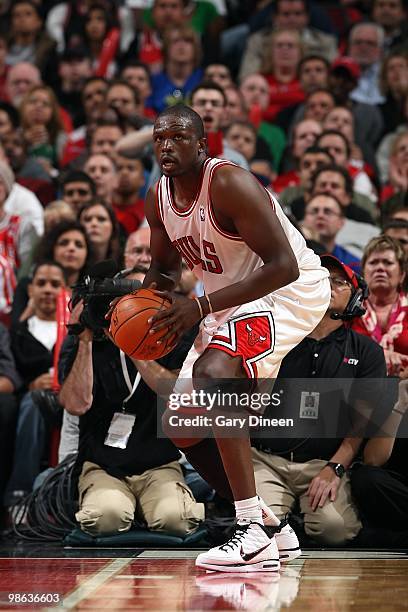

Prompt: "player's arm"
[142,184,182,292]
[207,165,299,312]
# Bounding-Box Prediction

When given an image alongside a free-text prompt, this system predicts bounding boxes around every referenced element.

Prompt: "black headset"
[331,273,369,321]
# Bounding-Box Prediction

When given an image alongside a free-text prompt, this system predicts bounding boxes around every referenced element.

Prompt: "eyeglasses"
[306,207,342,218]
[329,276,352,290]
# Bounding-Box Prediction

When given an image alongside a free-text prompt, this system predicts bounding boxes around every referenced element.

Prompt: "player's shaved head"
[156,104,205,139]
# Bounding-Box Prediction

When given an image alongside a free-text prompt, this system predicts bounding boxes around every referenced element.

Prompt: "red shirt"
[112,199,145,235]
[273,170,300,194]
[263,75,305,122]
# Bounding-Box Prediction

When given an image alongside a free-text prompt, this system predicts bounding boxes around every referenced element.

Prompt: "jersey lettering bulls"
[156,157,326,300]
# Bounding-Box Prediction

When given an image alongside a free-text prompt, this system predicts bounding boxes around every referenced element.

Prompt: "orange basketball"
[109,288,175,360]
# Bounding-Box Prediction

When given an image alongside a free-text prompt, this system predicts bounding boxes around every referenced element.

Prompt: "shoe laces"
[219,523,250,552]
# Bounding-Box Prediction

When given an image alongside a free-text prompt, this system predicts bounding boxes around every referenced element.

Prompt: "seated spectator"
[0,102,20,139]
[239,0,337,81]
[60,76,108,167]
[0,141,44,240]
[118,61,155,120]
[379,52,408,137]
[150,25,203,113]
[323,106,365,166]
[328,58,384,171]
[0,160,39,274]
[260,29,305,122]
[302,193,361,271]
[43,201,76,233]
[371,0,408,52]
[352,236,408,375]
[203,63,233,91]
[311,164,375,225]
[190,81,248,168]
[350,378,408,532]
[348,23,386,106]
[54,48,93,129]
[4,261,67,507]
[0,32,9,102]
[122,0,186,75]
[239,73,287,170]
[82,2,120,79]
[4,61,41,108]
[252,255,386,545]
[123,227,151,272]
[78,200,121,265]
[274,118,322,186]
[280,145,333,213]
[383,218,408,255]
[106,79,150,127]
[89,117,125,160]
[1,128,55,206]
[377,100,408,185]
[0,254,17,327]
[224,120,272,172]
[379,130,408,203]
[0,322,21,523]
[223,86,247,126]
[275,55,331,132]
[84,153,118,205]
[60,170,96,214]
[19,84,66,170]
[316,130,377,206]
[303,88,335,125]
[12,220,92,325]
[112,154,146,235]
[5,0,57,75]
[58,272,204,537]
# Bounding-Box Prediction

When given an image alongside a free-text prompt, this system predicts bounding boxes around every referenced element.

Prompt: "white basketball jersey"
[156,157,326,297]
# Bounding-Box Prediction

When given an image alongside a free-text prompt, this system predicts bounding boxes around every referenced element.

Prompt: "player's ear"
[198,137,207,154]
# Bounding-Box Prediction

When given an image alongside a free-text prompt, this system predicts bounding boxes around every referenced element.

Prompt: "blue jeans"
[3,392,45,506]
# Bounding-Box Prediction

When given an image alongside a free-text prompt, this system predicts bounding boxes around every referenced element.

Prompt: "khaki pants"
[76,460,205,537]
[252,448,362,545]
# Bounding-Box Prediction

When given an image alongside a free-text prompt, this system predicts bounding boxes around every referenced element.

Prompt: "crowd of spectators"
[0,0,407,545]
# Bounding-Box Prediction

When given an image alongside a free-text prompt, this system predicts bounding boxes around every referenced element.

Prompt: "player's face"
[153,116,205,176]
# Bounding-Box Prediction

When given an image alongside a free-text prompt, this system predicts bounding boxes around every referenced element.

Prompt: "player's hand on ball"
[149,292,202,343]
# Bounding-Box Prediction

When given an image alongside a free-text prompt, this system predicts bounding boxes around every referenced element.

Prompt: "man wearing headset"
[251,254,387,546]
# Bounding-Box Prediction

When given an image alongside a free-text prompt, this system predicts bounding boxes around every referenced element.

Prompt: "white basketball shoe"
[261,507,301,562]
[195,522,280,573]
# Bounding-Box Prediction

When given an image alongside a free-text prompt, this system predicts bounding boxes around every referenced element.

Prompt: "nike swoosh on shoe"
[240,542,271,562]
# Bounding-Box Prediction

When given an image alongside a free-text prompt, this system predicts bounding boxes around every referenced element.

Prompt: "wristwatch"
[326,462,345,478]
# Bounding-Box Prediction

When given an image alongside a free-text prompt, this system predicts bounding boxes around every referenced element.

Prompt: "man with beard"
[112,154,146,234]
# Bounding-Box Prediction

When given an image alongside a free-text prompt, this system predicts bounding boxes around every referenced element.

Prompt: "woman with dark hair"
[352,235,408,375]
[0,101,19,138]
[11,220,93,325]
[379,52,408,137]
[78,200,121,265]
[19,84,66,168]
[83,2,120,79]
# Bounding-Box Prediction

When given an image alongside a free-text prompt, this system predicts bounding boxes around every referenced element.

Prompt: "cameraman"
[58,270,204,537]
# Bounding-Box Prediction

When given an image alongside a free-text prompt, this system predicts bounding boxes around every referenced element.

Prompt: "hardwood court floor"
[0,549,407,610]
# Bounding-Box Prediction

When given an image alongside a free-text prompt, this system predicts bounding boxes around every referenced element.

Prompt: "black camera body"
[69,260,142,337]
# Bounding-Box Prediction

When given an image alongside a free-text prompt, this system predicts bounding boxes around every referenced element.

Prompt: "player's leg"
[192,349,281,572]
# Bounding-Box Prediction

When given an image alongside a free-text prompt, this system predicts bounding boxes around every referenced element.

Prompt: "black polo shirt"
[59,330,196,478]
[252,325,387,460]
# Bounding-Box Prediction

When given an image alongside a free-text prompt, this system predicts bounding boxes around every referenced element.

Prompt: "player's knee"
[76,501,134,537]
[304,513,358,545]
[161,409,198,448]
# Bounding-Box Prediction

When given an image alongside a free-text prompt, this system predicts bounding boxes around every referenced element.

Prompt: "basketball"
[109,288,175,360]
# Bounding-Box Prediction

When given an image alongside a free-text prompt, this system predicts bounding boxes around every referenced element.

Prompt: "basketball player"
[141,104,331,572]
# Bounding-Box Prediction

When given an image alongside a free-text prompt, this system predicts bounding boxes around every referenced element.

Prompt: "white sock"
[234,496,263,525]
[259,497,281,526]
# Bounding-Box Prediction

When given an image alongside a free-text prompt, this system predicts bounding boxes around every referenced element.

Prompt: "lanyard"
[120,350,141,410]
